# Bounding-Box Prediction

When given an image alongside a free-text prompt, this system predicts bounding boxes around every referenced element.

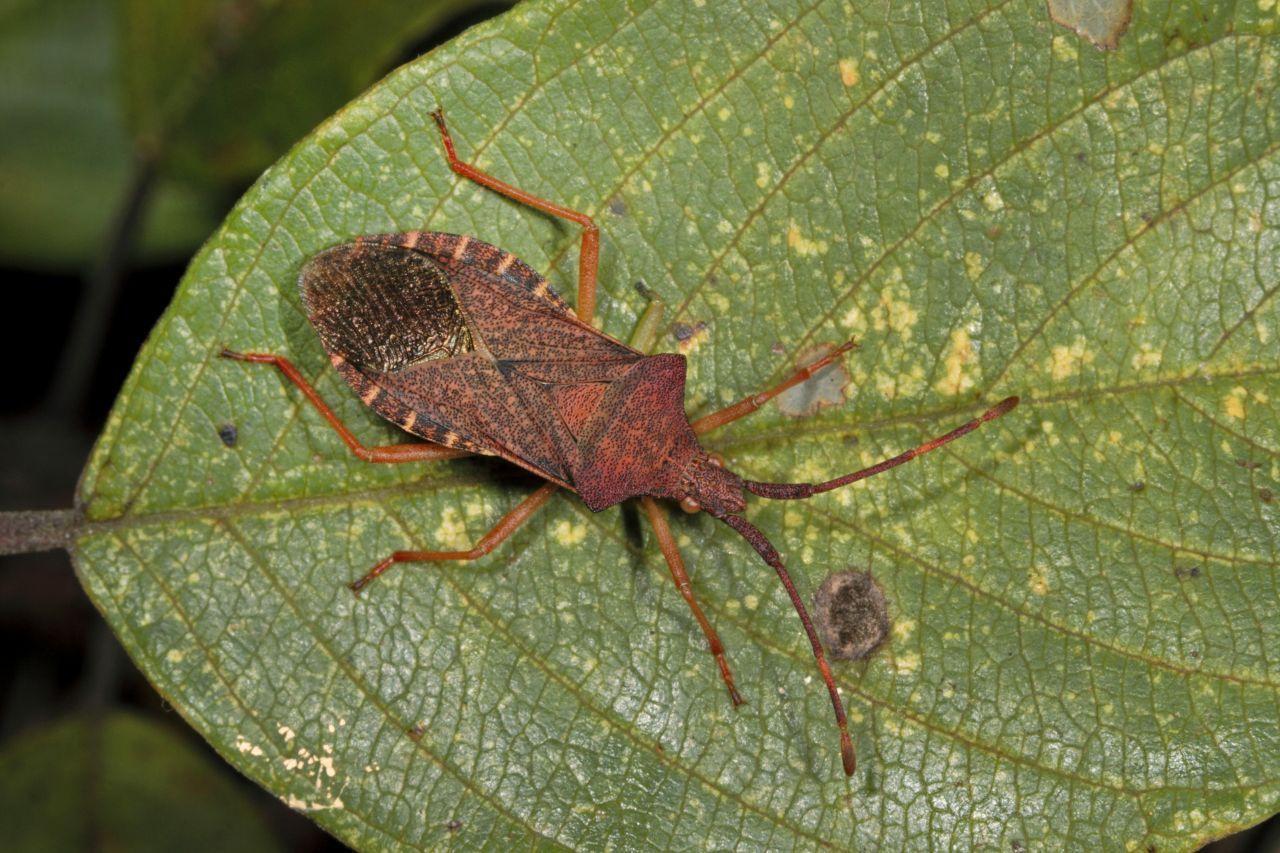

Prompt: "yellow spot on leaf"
[755,161,771,189]
[1131,343,1162,371]
[1224,386,1248,420]
[838,57,860,87]
[1048,339,1094,380]
[435,507,468,550]
[935,328,976,396]
[1029,564,1049,596]
[964,250,986,281]
[873,284,920,339]
[234,736,265,757]
[895,652,921,672]
[787,221,829,256]
[552,519,587,546]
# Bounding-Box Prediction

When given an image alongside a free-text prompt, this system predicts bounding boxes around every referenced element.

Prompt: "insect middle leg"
[349,483,558,593]
[219,350,469,463]
[431,110,600,324]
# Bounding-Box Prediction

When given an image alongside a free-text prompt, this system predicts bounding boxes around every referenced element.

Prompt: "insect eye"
[679,497,702,514]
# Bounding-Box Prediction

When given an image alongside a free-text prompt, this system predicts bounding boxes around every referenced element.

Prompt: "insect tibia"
[744,396,1020,501]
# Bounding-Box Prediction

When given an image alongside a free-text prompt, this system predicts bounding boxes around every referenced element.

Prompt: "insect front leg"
[641,498,744,707]
[220,349,469,464]
[431,110,600,324]
[689,341,858,435]
[622,287,743,705]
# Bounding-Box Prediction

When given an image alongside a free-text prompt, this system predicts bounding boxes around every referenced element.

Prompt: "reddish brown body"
[223,110,1019,780]
[304,231,746,517]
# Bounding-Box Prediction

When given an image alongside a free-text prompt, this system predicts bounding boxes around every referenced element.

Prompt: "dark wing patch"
[300,243,472,372]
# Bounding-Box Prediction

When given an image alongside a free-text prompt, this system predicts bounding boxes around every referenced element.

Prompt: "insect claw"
[219,347,244,360]
[840,729,856,777]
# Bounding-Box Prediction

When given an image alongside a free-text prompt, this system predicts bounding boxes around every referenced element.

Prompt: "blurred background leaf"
[0,0,509,270]
[0,712,280,853]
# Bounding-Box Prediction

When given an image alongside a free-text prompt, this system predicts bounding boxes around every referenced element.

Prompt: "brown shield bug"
[222,110,1019,777]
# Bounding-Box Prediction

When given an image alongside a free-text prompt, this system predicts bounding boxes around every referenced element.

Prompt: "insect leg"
[640,497,744,707]
[627,282,667,353]
[349,482,558,593]
[431,110,600,324]
[220,349,469,463]
[690,341,858,435]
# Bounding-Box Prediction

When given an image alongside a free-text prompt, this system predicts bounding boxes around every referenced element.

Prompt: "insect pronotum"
[222,110,1019,777]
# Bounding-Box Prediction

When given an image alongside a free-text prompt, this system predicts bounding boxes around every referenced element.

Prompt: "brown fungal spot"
[407,723,425,741]
[673,321,709,354]
[1235,458,1261,470]
[813,571,890,661]
[1175,565,1202,581]
[446,819,462,832]
[1260,488,1274,504]
[776,343,851,418]
[608,196,628,217]
[1129,480,1146,492]
[1047,0,1132,50]
[217,422,238,447]
[672,321,707,342]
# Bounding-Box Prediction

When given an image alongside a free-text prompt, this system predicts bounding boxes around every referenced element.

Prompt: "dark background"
[1,3,1276,851]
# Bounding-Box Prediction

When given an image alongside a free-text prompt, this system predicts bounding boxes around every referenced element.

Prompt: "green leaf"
[0,712,279,852]
[73,0,1280,848]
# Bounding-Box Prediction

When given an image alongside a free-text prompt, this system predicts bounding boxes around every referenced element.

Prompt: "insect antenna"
[744,396,1019,500]
[715,512,857,777]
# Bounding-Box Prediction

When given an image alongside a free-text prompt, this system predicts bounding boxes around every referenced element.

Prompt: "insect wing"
[300,235,645,489]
